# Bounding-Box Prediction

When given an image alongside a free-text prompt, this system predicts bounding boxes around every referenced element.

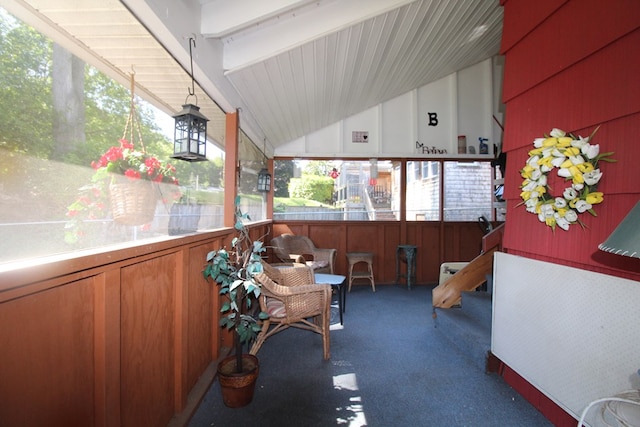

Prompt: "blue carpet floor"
[188,284,553,427]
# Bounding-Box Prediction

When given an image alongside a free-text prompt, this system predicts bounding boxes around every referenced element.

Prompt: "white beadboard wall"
[275,58,499,158]
[492,252,640,421]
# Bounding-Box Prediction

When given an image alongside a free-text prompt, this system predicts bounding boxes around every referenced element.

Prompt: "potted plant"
[203,196,268,408]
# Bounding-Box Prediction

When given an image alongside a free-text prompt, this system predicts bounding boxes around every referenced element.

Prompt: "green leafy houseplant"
[203,196,268,373]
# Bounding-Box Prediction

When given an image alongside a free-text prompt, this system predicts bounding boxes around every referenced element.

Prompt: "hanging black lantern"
[172,103,208,161]
[173,37,208,162]
[257,167,271,192]
[256,138,271,192]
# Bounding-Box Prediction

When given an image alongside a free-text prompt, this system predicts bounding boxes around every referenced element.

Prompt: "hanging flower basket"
[109,178,158,226]
[65,73,181,242]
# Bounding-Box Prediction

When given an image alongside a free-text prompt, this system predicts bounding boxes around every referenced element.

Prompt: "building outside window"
[274,159,495,223]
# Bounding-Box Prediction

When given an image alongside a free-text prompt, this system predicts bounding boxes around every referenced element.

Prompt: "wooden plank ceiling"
[5,0,503,157]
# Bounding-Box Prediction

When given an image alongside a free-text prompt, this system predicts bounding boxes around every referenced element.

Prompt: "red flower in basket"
[65,139,182,244]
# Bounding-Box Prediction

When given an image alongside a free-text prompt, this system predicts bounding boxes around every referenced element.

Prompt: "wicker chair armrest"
[311,247,336,260]
[310,248,337,273]
[275,264,315,286]
[271,244,296,263]
[256,272,331,318]
[259,274,329,297]
[280,283,331,295]
[261,262,314,286]
[279,284,331,318]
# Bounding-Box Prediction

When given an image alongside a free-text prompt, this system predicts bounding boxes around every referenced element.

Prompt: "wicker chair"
[270,234,337,274]
[250,264,332,360]
[260,261,309,286]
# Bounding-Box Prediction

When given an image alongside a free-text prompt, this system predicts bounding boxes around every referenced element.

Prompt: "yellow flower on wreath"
[519,127,616,231]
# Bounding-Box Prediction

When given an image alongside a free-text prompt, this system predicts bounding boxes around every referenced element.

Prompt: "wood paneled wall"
[272,220,486,285]
[0,219,482,426]
[0,223,270,427]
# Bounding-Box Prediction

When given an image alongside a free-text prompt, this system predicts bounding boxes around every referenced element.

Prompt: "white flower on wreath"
[519,127,616,231]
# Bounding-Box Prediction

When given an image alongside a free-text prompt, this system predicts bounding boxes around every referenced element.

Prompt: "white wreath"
[520,127,614,231]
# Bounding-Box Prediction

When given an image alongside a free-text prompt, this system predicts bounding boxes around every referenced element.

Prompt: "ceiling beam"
[204,0,417,71]
[200,0,315,38]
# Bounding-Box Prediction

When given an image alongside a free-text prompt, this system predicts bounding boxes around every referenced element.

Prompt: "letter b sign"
[427,112,438,127]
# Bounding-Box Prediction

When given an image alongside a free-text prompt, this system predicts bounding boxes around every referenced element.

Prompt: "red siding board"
[504,114,640,201]
[502,0,640,102]
[501,364,578,426]
[503,29,640,144]
[503,192,640,281]
[500,0,566,54]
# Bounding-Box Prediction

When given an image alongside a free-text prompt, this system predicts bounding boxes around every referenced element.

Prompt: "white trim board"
[492,252,640,420]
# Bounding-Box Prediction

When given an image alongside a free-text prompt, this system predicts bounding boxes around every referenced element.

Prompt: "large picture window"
[442,161,493,221]
[273,159,399,221]
[274,159,496,222]
[406,161,441,221]
[0,8,235,264]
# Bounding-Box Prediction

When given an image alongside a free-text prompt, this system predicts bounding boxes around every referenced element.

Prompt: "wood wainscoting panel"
[442,222,485,263]
[0,277,97,426]
[344,223,383,285]
[408,221,442,284]
[120,253,177,426]
[187,242,216,390]
[272,221,486,285]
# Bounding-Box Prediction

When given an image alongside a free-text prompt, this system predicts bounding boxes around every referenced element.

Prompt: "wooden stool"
[346,252,375,292]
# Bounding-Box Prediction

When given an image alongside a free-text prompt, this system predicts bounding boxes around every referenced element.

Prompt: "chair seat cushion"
[307,260,328,270]
[266,298,286,318]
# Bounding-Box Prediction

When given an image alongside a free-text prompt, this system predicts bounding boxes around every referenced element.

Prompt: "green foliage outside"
[0,10,223,217]
[0,10,224,184]
[273,160,293,197]
[273,197,333,213]
[288,174,335,204]
[302,160,334,177]
[0,15,53,157]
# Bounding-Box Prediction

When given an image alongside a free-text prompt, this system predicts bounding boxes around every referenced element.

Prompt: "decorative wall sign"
[415,141,447,154]
[352,131,369,143]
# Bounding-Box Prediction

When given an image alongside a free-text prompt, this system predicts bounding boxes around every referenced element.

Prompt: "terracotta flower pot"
[217,354,259,408]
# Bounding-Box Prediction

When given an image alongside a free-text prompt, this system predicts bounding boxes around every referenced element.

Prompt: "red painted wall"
[499,1,640,424]
[500,0,640,281]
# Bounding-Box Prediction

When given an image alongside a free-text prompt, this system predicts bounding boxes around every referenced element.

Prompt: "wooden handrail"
[432,222,505,309]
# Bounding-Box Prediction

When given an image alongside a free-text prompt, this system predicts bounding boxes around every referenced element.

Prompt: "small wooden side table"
[346,252,375,292]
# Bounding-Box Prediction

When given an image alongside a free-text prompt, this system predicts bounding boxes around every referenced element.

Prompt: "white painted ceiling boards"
[4,0,503,158]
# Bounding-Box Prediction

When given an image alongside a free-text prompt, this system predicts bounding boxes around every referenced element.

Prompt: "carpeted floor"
[188,284,553,427]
